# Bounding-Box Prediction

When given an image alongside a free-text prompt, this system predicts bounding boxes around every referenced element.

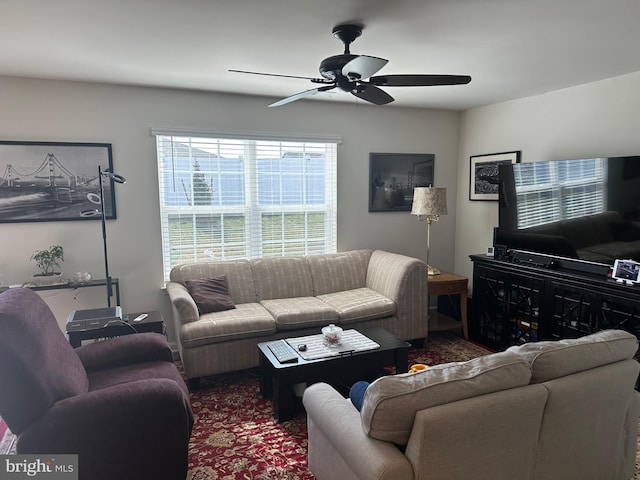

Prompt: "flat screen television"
[496,156,640,268]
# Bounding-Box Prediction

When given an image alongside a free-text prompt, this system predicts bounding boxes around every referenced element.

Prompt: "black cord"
[102,319,138,333]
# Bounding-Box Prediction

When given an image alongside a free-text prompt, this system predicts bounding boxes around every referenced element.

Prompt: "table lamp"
[411,186,447,275]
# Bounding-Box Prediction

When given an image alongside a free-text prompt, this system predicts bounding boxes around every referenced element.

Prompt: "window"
[154,132,338,281]
[514,158,607,228]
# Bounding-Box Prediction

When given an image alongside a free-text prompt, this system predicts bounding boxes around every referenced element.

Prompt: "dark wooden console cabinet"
[470,254,640,351]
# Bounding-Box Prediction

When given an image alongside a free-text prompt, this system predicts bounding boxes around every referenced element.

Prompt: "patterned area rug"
[0,417,16,455]
[2,332,638,479]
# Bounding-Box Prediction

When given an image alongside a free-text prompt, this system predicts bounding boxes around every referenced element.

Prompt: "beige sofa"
[167,249,428,384]
[303,329,640,480]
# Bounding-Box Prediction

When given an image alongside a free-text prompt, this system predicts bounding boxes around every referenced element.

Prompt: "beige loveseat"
[303,329,640,480]
[167,249,427,384]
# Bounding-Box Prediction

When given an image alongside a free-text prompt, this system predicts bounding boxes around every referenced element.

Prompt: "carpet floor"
[1,332,638,479]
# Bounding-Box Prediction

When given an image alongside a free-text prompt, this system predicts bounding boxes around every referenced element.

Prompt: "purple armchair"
[0,288,193,480]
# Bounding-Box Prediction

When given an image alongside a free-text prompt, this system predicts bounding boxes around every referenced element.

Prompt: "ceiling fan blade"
[342,55,389,80]
[369,74,472,86]
[351,84,394,105]
[268,85,335,107]
[229,69,328,83]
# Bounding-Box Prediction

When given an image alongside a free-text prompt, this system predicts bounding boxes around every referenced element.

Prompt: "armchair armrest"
[166,281,200,325]
[17,379,193,480]
[302,383,413,480]
[75,332,173,372]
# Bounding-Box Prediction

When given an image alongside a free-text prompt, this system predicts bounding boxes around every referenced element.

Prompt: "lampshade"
[411,187,448,218]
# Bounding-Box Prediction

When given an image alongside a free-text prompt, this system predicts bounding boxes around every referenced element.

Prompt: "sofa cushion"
[611,217,640,241]
[588,212,619,244]
[529,223,564,237]
[307,250,373,295]
[579,241,640,263]
[360,351,531,446]
[557,216,599,249]
[170,259,257,304]
[179,303,276,348]
[251,256,314,300]
[507,329,639,383]
[186,275,236,314]
[318,288,396,324]
[260,297,339,330]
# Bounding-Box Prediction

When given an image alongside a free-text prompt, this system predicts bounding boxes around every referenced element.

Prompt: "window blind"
[514,158,607,229]
[155,134,338,282]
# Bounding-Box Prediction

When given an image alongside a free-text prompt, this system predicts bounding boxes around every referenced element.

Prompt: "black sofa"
[497,211,640,265]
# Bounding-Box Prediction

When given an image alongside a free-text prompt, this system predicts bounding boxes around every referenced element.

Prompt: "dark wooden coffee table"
[258,327,410,422]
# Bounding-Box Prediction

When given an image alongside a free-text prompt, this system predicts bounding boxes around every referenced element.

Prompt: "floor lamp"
[411,186,447,276]
[81,165,126,308]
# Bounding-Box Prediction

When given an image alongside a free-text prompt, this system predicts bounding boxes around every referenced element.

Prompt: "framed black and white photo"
[469,150,521,201]
[369,153,435,212]
[0,141,116,223]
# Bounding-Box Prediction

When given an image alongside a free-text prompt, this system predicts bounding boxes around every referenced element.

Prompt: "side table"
[427,271,469,339]
[66,310,165,348]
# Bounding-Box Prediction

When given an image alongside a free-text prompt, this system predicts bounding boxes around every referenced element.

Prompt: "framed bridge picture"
[0,141,116,223]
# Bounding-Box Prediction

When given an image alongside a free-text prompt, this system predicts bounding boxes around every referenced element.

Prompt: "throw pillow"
[186,275,236,314]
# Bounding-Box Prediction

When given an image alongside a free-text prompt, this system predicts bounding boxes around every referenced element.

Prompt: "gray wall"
[0,76,461,342]
[455,71,640,288]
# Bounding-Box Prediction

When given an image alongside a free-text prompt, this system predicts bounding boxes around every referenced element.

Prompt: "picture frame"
[0,141,116,223]
[369,153,435,212]
[469,150,521,201]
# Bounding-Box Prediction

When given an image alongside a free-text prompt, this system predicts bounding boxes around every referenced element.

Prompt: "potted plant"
[30,245,65,284]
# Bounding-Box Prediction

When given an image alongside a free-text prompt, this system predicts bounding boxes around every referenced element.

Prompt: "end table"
[427,271,469,339]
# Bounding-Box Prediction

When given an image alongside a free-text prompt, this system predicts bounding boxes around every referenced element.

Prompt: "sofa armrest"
[166,281,200,325]
[611,219,640,241]
[75,332,173,372]
[366,251,425,301]
[366,250,428,337]
[302,382,413,480]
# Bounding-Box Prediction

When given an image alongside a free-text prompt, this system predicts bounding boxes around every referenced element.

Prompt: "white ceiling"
[2,0,640,110]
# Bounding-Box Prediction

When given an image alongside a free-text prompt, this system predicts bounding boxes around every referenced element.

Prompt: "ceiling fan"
[229,23,471,107]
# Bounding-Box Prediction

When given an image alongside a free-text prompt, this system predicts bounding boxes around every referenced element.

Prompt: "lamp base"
[427,265,442,276]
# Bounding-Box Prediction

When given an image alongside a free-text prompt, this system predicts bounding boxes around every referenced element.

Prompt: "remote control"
[267,340,298,364]
[132,313,148,322]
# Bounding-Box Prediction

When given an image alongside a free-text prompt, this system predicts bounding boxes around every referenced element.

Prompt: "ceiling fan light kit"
[230,23,471,107]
